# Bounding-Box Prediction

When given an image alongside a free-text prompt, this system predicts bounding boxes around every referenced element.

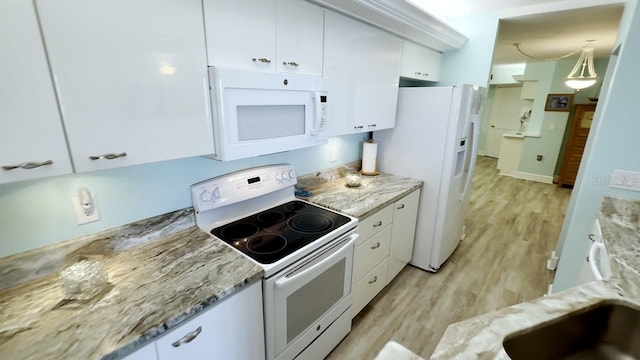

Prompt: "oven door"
[264,232,357,360]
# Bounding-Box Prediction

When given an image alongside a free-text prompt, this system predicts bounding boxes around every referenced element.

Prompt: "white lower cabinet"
[351,189,420,317]
[388,189,421,282]
[123,282,265,360]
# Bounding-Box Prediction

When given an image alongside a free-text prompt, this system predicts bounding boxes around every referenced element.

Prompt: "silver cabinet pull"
[371,242,380,250]
[372,221,382,228]
[415,72,422,76]
[397,204,405,209]
[89,152,127,160]
[252,57,271,63]
[2,160,53,171]
[283,61,299,67]
[588,234,596,242]
[354,125,364,129]
[368,124,377,128]
[171,326,202,347]
[368,276,378,284]
[422,72,430,77]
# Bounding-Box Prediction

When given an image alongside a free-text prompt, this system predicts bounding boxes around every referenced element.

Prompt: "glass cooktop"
[211,200,351,264]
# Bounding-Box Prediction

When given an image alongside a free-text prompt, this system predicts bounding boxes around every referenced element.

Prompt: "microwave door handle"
[275,233,358,289]
[588,241,605,280]
[311,92,323,136]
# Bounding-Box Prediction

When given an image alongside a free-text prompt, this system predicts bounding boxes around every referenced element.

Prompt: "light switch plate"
[609,169,640,192]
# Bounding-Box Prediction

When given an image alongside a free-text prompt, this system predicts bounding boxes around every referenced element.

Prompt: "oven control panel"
[191,164,297,213]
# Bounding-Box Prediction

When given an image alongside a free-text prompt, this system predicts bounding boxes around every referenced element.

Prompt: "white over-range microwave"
[207,67,328,161]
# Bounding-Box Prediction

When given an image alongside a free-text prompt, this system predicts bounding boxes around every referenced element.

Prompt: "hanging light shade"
[565,47,597,90]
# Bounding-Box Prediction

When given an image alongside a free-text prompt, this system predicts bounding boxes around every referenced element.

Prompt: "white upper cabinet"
[0,0,73,184]
[204,0,324,75]
[275,0,324,75]
[400,41,441,82]
[36,0,214,173]
[324,11,402,136]
[204,0,277,72]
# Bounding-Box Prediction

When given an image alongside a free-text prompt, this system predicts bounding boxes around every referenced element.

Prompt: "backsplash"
[0,208,194,290]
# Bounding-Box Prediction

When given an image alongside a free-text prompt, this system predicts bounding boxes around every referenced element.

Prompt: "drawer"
[352,257,389,317]
[353,225,392,283]
[357,204,393,245]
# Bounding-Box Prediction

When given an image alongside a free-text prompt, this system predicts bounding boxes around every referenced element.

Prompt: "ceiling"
[410,0,625,65]
[493,4,625,65]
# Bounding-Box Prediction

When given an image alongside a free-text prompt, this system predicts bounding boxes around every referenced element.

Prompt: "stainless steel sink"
[503,301,640,359]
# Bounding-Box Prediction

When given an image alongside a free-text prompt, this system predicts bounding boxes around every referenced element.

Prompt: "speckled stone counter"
[428,196,640,359]
[0,209,263,360]
[297,168,422,219]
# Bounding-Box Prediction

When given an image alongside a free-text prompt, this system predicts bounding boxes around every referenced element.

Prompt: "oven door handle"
[275,233,358,289]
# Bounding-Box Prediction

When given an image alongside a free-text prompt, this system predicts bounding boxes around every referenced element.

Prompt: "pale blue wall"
[0,134,366,257]
[553,0,640,292]
[438,12,500,88]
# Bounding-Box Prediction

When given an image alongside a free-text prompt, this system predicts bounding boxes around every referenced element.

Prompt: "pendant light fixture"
[565,46,597,90]
[513,42,598,90]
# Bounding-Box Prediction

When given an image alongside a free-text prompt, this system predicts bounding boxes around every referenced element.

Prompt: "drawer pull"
[2,160,53,171]
[588,234,596,242]
[372,221,383,228]
[354,125,364,129]
[89,152,127,160]
[282,61,299,67]
[252,57,271,63]
[371,242,381,250]
[397,204,405,209]
[368,276,378,284]
[171,326,202,347]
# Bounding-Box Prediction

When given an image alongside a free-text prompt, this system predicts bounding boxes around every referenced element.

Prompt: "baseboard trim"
[514,171,554,184]
[477,150,487,156]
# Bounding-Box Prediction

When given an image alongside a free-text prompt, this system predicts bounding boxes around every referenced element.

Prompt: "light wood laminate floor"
[327,156,572,359]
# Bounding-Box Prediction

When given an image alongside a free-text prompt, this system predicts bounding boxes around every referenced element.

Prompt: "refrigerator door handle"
[459,114,479,201]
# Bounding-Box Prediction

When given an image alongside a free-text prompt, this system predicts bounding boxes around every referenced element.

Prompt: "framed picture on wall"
[544,94,574,112]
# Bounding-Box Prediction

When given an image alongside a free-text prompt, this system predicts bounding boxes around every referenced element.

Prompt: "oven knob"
[212,187,222,199]
[200,190,213,202]
[275,172,283,181]
[281,171,290,180]
[287,169,295,180]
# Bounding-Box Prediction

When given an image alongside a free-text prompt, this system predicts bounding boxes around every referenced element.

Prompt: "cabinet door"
[324,11,402,136]
[388,190,421,282]
[400,41,441,82]
[37,0,214,173]
[122,342,158,360]
[156,282,265,360]
[276,0,324,75]
[204,0,276,72]
[0,0,72,184]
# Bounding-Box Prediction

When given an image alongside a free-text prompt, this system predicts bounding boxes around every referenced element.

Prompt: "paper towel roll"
[362,142,378,175]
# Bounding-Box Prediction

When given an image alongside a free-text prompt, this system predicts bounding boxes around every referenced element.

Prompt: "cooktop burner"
[211,200,350,264]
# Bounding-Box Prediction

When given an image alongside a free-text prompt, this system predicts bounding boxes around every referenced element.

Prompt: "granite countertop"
[429,196,640,359]
[0,209,263,360]
[297,170,423,219]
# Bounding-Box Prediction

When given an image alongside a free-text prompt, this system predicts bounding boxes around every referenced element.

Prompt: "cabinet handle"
[371,242,380,250]
[2,160,53,171]
[588,234,596,242]
[422,72,429,77]
[415,72,422,76]
[282,61,299,67]
[354,125,364,129]
[252,57,271,63]
[368,124,377,128]
[368,276,378,284]
[372,221,383,228]
[397,204,405,209]
[89,152,127,160]
[171,326,202,347]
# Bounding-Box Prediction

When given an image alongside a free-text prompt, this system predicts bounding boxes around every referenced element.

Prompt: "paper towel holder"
[360,138,379,176]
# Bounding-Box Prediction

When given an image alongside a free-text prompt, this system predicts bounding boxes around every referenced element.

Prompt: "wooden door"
[558,104,596,187]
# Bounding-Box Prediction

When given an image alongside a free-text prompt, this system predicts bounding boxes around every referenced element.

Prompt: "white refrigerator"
[374,85,486,272]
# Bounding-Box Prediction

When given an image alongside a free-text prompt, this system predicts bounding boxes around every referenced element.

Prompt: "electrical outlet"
[72,193,100,224]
